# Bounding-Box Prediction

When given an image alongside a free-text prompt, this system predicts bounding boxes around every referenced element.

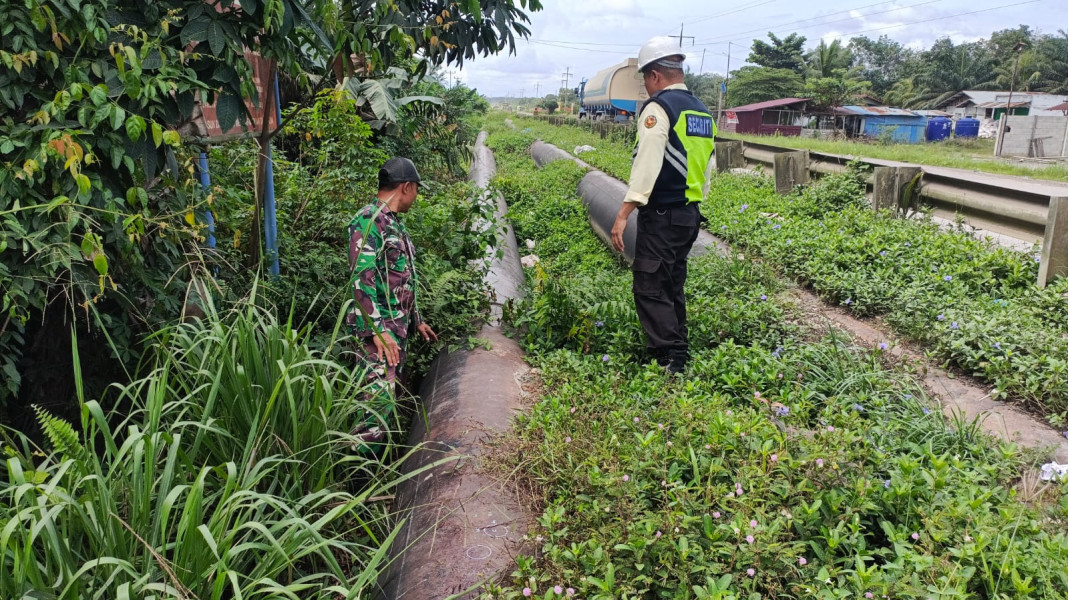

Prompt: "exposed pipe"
[379,133,530,600]
[529,140,728,263]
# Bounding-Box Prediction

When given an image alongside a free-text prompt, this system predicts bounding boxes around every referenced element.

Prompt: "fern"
[33,405,85,461]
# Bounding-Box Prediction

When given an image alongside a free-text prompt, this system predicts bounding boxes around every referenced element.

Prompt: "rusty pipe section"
[378,133,530,600]
[530,140,728,263]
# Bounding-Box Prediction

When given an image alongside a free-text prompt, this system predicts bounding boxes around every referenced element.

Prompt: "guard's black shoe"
[666,349,688,375]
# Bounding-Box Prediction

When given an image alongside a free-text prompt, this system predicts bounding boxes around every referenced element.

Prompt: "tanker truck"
[578,57,648,122]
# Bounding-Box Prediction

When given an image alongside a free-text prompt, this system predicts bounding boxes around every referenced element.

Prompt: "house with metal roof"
[834,106,927,143]
[720,98,809,136]
[937,91,1068,120]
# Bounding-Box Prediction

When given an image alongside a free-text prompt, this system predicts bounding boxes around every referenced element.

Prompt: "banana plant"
[342,68,443,130]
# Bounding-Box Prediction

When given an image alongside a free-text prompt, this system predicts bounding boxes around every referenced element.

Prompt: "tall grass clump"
[0,281,432,599]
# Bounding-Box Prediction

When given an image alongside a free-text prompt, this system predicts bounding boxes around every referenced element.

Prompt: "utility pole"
[998,40,1029,156]
[700,48,706,74]
[719,41,733,122]
[534,81,540,98]
[561,67,572,93]
[668,23,694,48]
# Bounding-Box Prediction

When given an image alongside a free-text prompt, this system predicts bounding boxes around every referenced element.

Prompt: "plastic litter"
[521,254,540,268]
[1039,462,1068,481]
[574,145,596,155]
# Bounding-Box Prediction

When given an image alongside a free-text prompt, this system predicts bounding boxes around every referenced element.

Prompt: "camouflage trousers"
[353,336,407,430]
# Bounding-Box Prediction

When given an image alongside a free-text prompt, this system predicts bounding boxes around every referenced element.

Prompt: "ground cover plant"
[481,117,1068,600]
[701,168,1068,423]
[515,114,1068,426]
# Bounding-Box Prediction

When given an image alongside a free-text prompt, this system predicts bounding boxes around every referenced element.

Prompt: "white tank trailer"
[578,57,648,122]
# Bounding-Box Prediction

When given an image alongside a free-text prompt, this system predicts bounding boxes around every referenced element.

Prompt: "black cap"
[378,157,421,187]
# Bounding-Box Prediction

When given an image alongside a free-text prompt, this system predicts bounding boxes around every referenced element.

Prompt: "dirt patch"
[785,287,1068,463]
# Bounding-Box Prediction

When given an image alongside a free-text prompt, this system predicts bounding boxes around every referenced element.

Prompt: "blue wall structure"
[863,116,926,143]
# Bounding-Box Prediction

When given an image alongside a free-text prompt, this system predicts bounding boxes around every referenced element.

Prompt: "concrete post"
[873,166,923,214]
[715,141,745,172]
[1038,196,1068,287]
[872,167,896,211]
[773,150,809,195]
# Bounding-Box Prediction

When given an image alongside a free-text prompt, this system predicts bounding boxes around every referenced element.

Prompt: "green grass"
[723,133,1068,182]
[480,121,1068,600]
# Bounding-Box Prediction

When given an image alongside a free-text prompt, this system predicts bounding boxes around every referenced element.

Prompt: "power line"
[687,0,778,27]
[821,0,1045,39]
[692,0,926,45]
[529,40,632,55]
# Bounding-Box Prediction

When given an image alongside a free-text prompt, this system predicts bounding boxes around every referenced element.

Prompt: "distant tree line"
[722,26,1068,111]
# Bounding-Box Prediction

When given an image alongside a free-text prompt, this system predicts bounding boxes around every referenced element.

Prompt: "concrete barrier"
[379,133,530,600]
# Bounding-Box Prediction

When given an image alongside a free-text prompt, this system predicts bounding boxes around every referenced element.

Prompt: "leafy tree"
[848,35,917,98]
[725,66,804,108]
[0,0,544,409]
[685,71,727,111]
[540,98,560,114]
[747,33,807,74]
[805,69,870,132]
[805,39,854,80]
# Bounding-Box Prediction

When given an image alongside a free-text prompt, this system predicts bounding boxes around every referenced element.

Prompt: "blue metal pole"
[263,73,282,277]
[196,152,216,249]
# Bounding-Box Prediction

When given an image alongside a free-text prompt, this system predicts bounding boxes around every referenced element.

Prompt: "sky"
[454,0,1068,98]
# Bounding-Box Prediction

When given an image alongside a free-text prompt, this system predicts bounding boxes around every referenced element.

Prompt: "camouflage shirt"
[346,201,421,341]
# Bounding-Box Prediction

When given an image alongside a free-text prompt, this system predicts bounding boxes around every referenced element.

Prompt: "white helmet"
[637,36,685,72]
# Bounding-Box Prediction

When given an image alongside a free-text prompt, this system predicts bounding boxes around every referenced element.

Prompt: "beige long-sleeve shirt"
[624,83,715,206]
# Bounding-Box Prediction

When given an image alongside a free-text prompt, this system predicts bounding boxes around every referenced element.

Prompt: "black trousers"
[631,203,701,355]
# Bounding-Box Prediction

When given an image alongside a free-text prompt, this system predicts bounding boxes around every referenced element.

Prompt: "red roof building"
[719,98,810,136]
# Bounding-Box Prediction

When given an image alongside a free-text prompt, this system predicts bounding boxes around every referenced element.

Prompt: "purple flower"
[1034,254,1041,263]
[771,347,782,358]
[937,314,945,321]
[911,532,919,540]
[853,404,864,412]
[760,294,768,301]
[622,475,630,482]
[565,436,572,443]
[866,593,874,599]
[595,320,604,328]
[775,406,790,417]
[567,589,575,597]
[523,588,532,597]
[554,586,563,595]
[655,530,662,538]
[634,417,640,423]
[657,423,664,430]
[798,557,807,566]
[772,224,781,230]
[816,458,824,468]
[770,453,778,462]
[951,321,959,329]
[904,242,911,247]
[602,354,610,362]
[713,511,721,518]
[722,225,728,229]
[1062,431,1068,440]
[883,479,891,489]
[922,407,931,415]
[943,275,953,282]
[747,568,756,577]
[570,407,576,414]
[746,535,755,543]
[879,250,886,256]
[878,342,888,350]
[844,298,853,305]
[749,519,758,528]
[993,342,1001,350]
[827,426,835,432]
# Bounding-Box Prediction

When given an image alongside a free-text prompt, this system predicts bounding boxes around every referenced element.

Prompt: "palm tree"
[806,39,854,79]
[1034,30,1068,94]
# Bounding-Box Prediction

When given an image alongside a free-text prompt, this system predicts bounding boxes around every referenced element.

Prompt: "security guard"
[610,36,717,374]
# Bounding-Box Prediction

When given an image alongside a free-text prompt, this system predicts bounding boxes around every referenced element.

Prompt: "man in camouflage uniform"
[347,157,437,444]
